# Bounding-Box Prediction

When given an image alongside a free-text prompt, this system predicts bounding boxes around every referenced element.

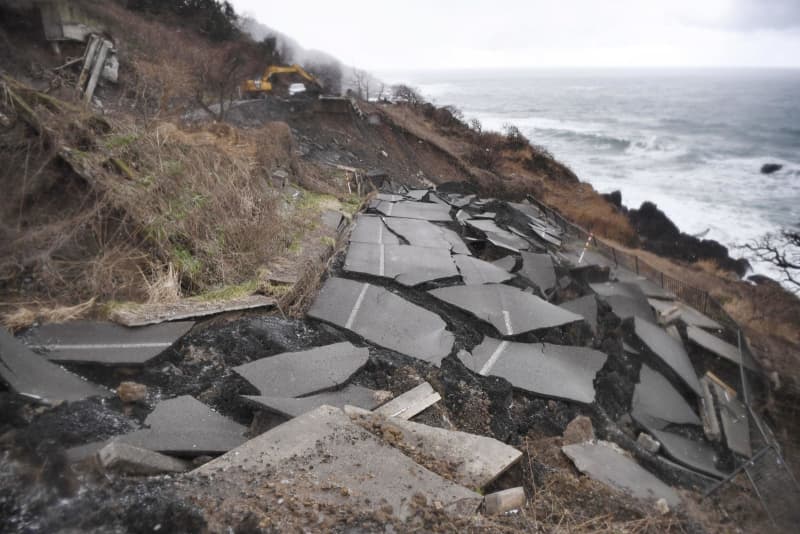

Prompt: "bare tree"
[194,41,258,121]
[742,228,800,292]
[392,84,424,105]
[351,68,370,100]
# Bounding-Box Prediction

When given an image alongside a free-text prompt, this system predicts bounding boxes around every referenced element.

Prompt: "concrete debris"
[242,385,384,418]
[648,299,722,330]
[655,498,670,515]
[563,415,595,445]
[351,411,523,489]
[309,277,454,365]
[22,320,193,365]
[637,432,661,454]
[373,381,441,420]
[632,317,702,396]
[344,242,459,286]
[656,304,682,326]
[119,395,245,457]
[492,255,517,272]
[110,295,273,327]
[562,440,680,507]
[429,284,584,336]
[192,406,482,520]
[460,338,607,404]
[484,487,526,515]
[710,380,752,457]
[98,442,190,475]
[0,329,109,405]
[117,382,147,404]
[233,342,369,398]
[453,255,515,285]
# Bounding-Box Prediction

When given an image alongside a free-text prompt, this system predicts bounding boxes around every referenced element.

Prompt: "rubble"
[484,487,526,515]
[373,381,441,419]
[563,415,595,444]
[637,432,661,453]
[117,382,147,404]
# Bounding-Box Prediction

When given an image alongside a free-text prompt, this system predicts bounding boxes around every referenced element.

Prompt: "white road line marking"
[502,310,513,335]
[379,243,385,276]
[38,343,171,350]
[386,203,394,217]
[479,340,509,375]
[377,220,383,244]
[345,283,370,329]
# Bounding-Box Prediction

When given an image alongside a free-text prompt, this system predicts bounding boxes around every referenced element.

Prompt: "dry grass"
[1,298,95,332]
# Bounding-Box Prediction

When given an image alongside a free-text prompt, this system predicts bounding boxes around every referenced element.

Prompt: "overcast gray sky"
[230,0,800,70]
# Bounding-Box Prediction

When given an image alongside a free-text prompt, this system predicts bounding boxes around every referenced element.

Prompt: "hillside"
[1,1,799,533]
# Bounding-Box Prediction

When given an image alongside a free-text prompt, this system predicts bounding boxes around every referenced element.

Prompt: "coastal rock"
[760,163,782,175]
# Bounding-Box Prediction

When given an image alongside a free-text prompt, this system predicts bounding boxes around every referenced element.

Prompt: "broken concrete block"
[699,377,722,442]
[117,381,147,403]
[374,382,440,420]
[484,487,526,515]
[192,406,482,520]
[98,442,190,475]
[637,432,661,453]
[353,411,522,489]
[563,415,595,445]
[656,305,682,326]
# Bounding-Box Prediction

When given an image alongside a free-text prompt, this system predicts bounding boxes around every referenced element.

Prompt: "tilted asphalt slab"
[429,283,584,336]
[648,299,722,331]
[710,381,752,457]
[308,277,455,366]
[466,219,531,252]
[1,329,109,405]
[453,255,515,285]
[118,395,246,456]
[518,252,557,295]
[632,317,702,396]
[373,200,453,221]
[349,214,401,245]
[344,242,459,286]
[21,320,194,366]
[632,364,702,426]
[458,337,607,404]
[232,342,370,398]
[563,441,680,507]
[559,295,598,334]
[686,325,758,371]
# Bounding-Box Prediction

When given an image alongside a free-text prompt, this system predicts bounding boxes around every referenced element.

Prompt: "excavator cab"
[241,64,323,98]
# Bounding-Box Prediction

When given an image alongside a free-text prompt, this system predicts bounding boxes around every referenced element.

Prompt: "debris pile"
[0,183,767,531]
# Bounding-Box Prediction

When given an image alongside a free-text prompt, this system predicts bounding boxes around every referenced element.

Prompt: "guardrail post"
[660,272,665,288]
[634,256,639,275]
[703,292,709,314]
[612,248,617,267]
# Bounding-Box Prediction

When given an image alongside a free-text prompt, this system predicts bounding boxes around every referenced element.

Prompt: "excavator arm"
[241,64,323,96]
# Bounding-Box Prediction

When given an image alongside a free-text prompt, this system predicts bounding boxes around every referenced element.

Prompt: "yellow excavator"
[240,64,323,98]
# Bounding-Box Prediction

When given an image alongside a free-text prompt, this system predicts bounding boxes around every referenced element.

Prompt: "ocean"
[378,68,800,280]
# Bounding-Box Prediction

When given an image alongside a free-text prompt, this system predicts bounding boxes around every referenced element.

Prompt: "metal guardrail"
[523,194,800,529]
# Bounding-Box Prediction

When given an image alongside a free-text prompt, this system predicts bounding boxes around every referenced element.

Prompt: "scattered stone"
[637,432,661,453]
[563,415,595,445]
[484,487,526,515]
[117,381,147,403]
[98,442,190,475]
[655,497,670,515]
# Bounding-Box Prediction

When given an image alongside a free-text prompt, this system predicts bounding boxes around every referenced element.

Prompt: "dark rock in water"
[627,201,749,277]
[602,190,623,209]
[760,163,783,175]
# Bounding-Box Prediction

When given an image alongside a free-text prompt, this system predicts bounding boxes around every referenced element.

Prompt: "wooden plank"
[373,381,440,420]
[110,294,275,327]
